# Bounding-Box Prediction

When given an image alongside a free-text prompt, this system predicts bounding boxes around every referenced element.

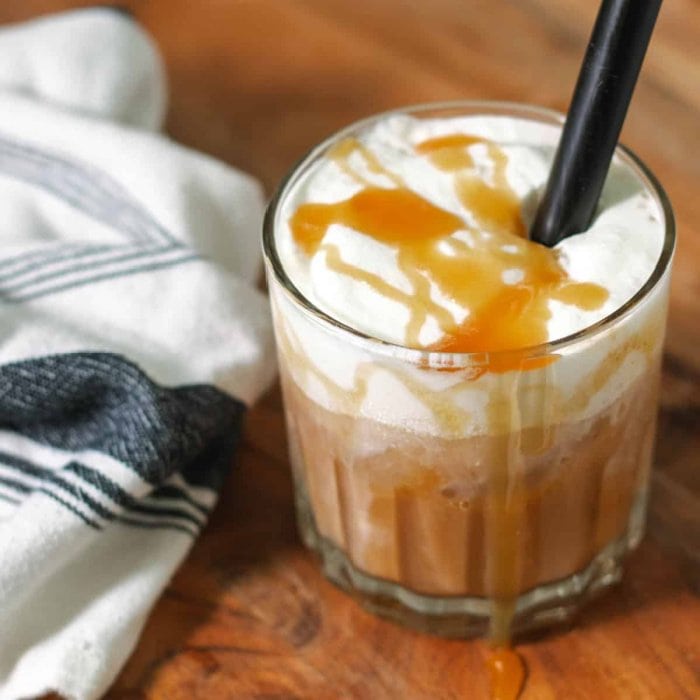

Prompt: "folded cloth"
[0,8,276,700]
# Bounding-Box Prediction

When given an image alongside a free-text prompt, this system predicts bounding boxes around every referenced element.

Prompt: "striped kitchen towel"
[0,8,275,700]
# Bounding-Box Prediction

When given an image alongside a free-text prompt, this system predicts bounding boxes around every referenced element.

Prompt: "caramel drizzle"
[328,137,405,188]
[289,135,609,372]
[417,134,526,237]
[321,243,457,340]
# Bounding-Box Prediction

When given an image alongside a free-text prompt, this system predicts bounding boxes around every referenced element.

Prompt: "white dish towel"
[0,8,276,699]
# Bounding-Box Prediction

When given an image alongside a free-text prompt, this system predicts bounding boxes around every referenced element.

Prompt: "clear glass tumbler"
[263,102,675,638]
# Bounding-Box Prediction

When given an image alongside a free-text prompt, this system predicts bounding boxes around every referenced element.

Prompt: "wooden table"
[3,1,700,697]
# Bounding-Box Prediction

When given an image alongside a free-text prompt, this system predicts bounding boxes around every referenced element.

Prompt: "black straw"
[529,0,662,247]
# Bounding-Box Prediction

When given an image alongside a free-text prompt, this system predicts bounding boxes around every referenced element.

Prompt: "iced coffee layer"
[283,366,659,597]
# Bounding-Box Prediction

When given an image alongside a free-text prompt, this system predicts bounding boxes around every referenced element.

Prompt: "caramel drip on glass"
[289,135,608,372]
[483,372,527,700]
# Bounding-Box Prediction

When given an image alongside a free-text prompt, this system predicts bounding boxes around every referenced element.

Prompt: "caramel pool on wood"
[487,647,526,700]
[289,134,608,370]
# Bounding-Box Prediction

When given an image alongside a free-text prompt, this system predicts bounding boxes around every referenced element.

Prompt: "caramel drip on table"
[289,135,608,373]
[487,647,526,700]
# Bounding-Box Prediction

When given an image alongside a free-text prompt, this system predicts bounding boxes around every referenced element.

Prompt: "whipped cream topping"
[277,114,664,350]
[270,112,669,437]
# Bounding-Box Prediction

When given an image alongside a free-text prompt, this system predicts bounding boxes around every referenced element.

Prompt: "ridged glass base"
[295,478,645,638]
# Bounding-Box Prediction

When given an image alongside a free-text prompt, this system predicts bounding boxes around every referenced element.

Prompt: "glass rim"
[262,99,676,365]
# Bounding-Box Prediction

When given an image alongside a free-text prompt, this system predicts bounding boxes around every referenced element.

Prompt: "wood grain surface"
[2,1,700,698]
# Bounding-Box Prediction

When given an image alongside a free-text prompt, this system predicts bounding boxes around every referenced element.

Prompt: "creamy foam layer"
[272,113,668,437]
[279,115,663,347]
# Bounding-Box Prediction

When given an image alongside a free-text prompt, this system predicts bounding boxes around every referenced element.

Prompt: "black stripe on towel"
[0,135,176,245]
[6,250,199,302]
[0,489,21,506]
[0,450,214,534]
[0,134,193,302]
[0,353,245,533]
[0,474,32,494]
[66,461,207,528]
[149,484,210,515]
